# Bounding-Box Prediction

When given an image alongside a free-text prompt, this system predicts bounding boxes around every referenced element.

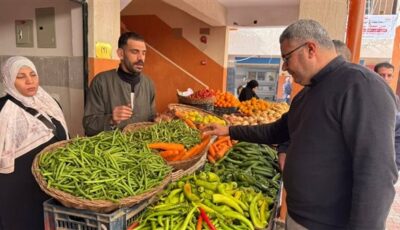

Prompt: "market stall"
[32,97,288,230]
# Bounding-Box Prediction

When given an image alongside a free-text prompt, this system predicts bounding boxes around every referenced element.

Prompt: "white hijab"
[0,56,69,174]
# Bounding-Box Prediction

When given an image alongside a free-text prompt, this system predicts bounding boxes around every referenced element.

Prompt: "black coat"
[0,95,67,230]
[238,87,259,102]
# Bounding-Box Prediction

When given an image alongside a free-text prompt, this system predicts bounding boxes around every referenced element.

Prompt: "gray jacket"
[83,69,156,136]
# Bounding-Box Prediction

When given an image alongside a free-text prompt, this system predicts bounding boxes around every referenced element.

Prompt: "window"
[248,71,257,80]
[256,72,266,81]
[365,0,373,14]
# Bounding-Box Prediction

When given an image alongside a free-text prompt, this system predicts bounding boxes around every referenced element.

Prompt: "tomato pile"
[189,89,216,99]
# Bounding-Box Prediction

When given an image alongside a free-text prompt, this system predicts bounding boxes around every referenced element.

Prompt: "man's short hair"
[280,19,334,49]
[118,32,145,48]
[374,62,394,73]
[332,40,351,61]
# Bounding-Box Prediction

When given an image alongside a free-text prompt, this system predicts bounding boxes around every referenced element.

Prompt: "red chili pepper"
[199,207,217,230]
[126,221,139,230]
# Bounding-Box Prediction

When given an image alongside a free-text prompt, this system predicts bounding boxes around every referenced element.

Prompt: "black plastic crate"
[43,197,154,230]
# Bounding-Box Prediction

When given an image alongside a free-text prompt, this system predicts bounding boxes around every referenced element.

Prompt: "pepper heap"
[133,172,274,230]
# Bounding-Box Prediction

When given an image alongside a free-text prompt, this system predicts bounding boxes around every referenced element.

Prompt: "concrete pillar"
[346,0,366,64]
[298,0,348,40]
[393,26,400,94]
[87,0,120,84]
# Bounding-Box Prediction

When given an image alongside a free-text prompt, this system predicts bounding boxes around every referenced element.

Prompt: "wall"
[227,5,299,27]
[121,0,228,112]
[0,0,75,56]
[122,0,227,66]
[86,0,121,85]
[0,0,84,136]
[162,0,227,26]
[299,0,348,41]
[229,27,285,56]
[88,0,120,59]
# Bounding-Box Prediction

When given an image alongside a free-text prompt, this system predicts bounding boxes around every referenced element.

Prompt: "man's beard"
[124,59,144,75]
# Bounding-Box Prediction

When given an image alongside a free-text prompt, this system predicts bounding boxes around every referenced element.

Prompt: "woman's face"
[14,66,39,97]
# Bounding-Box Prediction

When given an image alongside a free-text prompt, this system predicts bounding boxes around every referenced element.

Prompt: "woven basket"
[168,103,228,125]
[31,140,171,213]
[167,144,207,171]
[171,135,216,181]
[123,121,208,171]
[177,94,215,105]
[213,106,238,116]
[122,122,155,133]
[171,152,207,182]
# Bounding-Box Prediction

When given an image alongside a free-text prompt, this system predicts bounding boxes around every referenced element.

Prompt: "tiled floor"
[386,179,400,230]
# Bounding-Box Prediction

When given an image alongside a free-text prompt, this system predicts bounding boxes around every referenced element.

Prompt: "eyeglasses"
[281,42,308,63]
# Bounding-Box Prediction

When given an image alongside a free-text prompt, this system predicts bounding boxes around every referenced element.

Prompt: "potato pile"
[223,102,289,126]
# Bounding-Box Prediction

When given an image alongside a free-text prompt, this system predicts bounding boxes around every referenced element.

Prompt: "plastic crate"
[43,197,155,230]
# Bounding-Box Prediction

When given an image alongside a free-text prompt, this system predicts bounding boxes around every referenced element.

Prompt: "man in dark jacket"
[204,19,398,230]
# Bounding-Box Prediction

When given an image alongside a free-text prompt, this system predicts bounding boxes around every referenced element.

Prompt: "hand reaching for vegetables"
[278,152,286,171]
[201,123,230,137]
[112,104,133,124]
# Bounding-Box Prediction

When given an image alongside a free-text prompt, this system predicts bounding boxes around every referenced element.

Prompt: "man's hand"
[112,104,133,125]
[278,152,286,171]
[201,124,230,136]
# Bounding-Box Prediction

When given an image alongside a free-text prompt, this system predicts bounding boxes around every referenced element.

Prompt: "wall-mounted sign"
[95,42,112,59]
[362,15,398,40]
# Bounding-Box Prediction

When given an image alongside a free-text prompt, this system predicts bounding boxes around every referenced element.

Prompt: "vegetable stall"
[33,91,289,230]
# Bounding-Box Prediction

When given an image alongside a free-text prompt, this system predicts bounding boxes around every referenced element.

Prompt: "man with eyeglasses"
[203,19,397,229]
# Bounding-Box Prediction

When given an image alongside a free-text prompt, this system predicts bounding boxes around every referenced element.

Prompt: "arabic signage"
[363,15,398,39]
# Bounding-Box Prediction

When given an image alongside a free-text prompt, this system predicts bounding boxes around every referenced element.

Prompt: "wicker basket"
[177,94,215,112]
[167,144,207,171]
[31,140,171,213]
[177,94,215,105]
[122,122,155,133]
[170,135,216,181]
[123,121,208,171]
[171,152,207,182]
[213,106,238,116]
[168,103,228,125]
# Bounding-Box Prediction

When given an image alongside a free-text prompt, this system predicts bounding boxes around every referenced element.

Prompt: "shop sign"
[362,15,398,40]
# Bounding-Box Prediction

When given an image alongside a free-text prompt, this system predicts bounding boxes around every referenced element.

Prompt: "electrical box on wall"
[15,20,34,47]
[35,7,56,48]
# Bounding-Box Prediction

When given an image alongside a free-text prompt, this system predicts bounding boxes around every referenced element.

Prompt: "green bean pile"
[127,120,201,149]
[39,131,172,202]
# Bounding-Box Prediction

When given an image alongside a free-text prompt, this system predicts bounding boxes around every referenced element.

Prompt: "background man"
[374,62,400,171]
[375,62,395,84]
[332,39,351,61]
[282,76,292,104]
[83,32,156,136]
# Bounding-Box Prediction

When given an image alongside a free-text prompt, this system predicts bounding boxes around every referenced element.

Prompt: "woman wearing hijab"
[238,79,260,102]
[0,56,69,230]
